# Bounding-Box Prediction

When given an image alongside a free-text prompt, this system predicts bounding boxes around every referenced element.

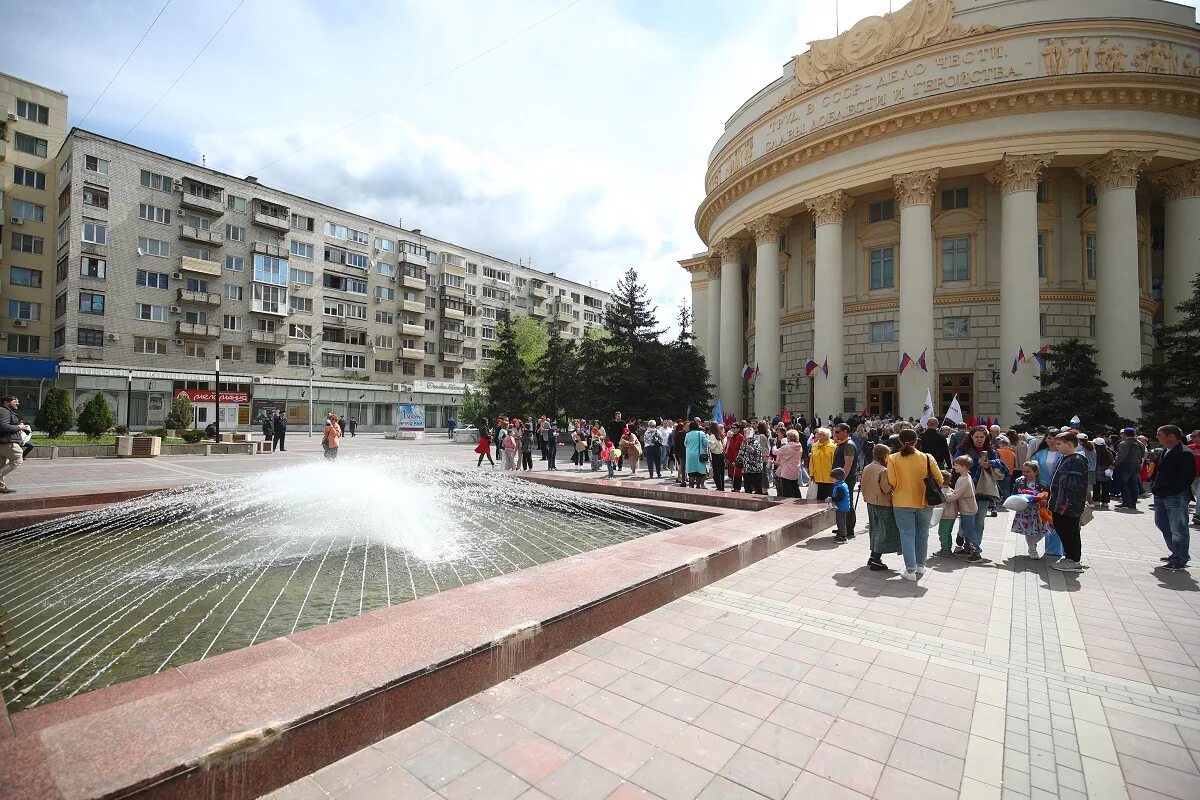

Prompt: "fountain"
[0,457,678,712]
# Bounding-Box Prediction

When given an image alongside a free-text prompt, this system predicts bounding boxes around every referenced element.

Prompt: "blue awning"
[0,357,60,379]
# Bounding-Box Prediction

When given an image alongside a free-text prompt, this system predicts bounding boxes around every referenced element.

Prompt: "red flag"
[804,359,819,376]
[898,352,912,374]
[782,408,791,424]
[917,349,928,372]
[821,358,829,377]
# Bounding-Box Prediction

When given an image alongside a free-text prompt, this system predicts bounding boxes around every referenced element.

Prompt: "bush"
[77,394,115,440]
[113,425,129,435]
[165,395,193,430]
[35,386,74,438]
[180,429,205,444]
[140,428,168,439]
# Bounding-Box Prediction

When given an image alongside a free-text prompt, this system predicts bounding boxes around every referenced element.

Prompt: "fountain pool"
[0,457,678,712]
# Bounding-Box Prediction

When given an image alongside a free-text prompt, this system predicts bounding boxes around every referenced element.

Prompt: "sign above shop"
[174,389,251,403]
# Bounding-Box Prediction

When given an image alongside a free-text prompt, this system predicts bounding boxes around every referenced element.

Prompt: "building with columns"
[682,0,1200,425]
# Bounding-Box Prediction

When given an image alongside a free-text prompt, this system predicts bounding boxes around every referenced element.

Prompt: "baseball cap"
[1121,427,1136,435]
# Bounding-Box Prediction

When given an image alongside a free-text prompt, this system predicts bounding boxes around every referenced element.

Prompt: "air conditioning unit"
[253,376,264,384]
[0,333,7,340]
[169,305,182,313]
[172,271,183,279]
[173,180,183,189]
[5,113,14,121]
[389,275,397,283]
[292,282,302,289]
[12,319,27,328]
[174,338,184,346]
[106,333,120,342]
[10,217,22,225]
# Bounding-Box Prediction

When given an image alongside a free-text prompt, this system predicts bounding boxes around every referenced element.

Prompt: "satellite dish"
[136,247,145,256]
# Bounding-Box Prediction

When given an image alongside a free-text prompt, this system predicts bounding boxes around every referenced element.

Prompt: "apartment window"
[16,99,49,124]
[423,365,435,377]
[426,296,437,310]
[1039,313,1047,337]
[10,266,42,288]
[323,274,367,294]
[1086,234,1096,280]
[222,344,242,360]
[137,236,169,258]
[252,254,289,285]
[77,328,105,347]
[466,284,477,297]
[466,262,478,275]
[225,224,245,242]
[83,186,108,208]
[136,303,167,322]
[442,367,455,379]
[227,195,248,213]
[377,261,396,278]
[185,277,209,292]
[322,298,367,319]
[224,284,243,301]
[137,269,169,289]
[79,292,105,315]
[868,246,895,290]
[402,362,416,376]
[375,310,393,325]
[941,187,969,210]
[138,203,171,224]
[1037,232,1048,278]
[82,220,107,245]
[58,186,71,214]
[85,155,110,175]
[481,326,496,340]
[289,268,313,286]
[401,337,418,349]
[11,233,44,254]
[425,319,436,331]
[225,255,245,272]
[289,295,313,313]
[375,360,394,374]
[463,368,476,381]
[290,240,314,259]
[424,341,436,354]
[13,166,46,190]
[54,326,65,349]
[184,341,207,358]
[374,335,394,349]
[140,169,172,192]
[941,237,970,282]
[345,252,369,269]
[252,284,288,314]
[57,255,68,282]
[184,246,215,262]
[14,133,48,157]
[256,348,277,365]
[6,334,40,354]
[287,351,310,366]
[11,200,44,223]
[54,294,66,318]
[291,213,314,232]
[256,318,276,333]
[184,309,208,325]
[134,336,169,355]
[222,314,242,331]
[288,323,312,339]
[376,287,395,301]
[868,321,895,343]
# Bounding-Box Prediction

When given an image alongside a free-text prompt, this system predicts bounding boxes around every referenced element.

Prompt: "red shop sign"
[174,390,251,403]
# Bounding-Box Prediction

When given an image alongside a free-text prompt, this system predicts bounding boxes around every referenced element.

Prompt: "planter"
[118,435,161,458]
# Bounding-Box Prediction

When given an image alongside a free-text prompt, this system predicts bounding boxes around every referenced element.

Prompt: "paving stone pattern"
[263,495,1200,800]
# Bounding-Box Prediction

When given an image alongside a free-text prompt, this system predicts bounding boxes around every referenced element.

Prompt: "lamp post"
[126,371,133,429]
[295,328,322,436]
[214,357,221,438]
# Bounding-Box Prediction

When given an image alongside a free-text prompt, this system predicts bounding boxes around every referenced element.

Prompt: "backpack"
[651,429,663,447]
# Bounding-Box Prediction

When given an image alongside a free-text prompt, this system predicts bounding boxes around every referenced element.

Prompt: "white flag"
[945,394,964,425]
[919,388,934,429]
[1069,415,1081,427]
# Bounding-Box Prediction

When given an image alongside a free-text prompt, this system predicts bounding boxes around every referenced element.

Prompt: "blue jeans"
[1154,493,1191,565]
[959,512,980,554]
[1115,465,1139,507]
[973,497,992,552]
[894,507,933,572]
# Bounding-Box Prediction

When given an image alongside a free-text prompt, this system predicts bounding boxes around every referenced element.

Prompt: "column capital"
[986,152,1056,195]
[747,213,787,245]
[712,238,744,264]
[805,190,854,226]
[892,168,940,208]
[1076,149,1156,193]
[1150,159,1200,202]
[707,254,722,277]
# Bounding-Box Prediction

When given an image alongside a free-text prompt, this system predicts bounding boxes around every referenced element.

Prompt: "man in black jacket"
[1153,425,1196,571]
[919,418,953,469]
[0,395,31,493]
[273,414,288,452]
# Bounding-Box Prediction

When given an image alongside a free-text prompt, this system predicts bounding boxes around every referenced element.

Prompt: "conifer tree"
[482,315,531,418]
[1018,339,1125,430]
[77,393,115,440]
[534,323,576,424]
[1125,273,1200,431]
[35,386,74,438]
[604,268,665,363]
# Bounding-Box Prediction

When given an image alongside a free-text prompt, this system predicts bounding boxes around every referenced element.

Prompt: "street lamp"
[294,328,323,436]
[214,357,221,438]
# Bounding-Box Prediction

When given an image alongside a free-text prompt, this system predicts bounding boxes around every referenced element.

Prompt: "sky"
[3,0,1197,336]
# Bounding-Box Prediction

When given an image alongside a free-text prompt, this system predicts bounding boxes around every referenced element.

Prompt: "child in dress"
[601,440,618,478]
[1012,461,1052,558]
[830,467,852,543]
[943,455,981,562]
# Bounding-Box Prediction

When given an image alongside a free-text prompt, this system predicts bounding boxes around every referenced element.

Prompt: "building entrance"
[939,373,974,422]
[866,375,897,417]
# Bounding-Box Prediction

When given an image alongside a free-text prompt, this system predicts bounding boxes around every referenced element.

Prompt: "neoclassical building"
[682,0,1200,425]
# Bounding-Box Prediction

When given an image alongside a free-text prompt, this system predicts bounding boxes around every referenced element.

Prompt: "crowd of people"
[471,411,1199,578]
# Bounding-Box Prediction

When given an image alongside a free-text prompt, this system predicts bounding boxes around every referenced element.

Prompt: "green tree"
[1125,273,1200,431]
[77,393,115,439]
[1018,339,1126,431]
[604,268,664,365]
[567,332,612,423]
[482,316,531,418]
[460,385,487,429]
[657,302,712,420]
[35,386,75,438]
[534,323,577,423]
[511,315,549,370]
[165,394,193,430]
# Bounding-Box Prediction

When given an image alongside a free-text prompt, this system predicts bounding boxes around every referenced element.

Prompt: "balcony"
[439,284,465,299]
[441,261,466,278]
[529,304,548,317]
[0,139,6,161]
[177,289,223,306]
[530,284,550,300]
[252,211,290,232]
[556,311,574,325]
[179,225,224,246]
[252,241,287,258]
[176,321,221,339]
[180,192,224,216]
[402,299,426,314]
[402,272,427,290]
[250,330,288,347]
[400,323,424,337]
[179,254,223,277]
[399,347,424,361]
[441,330,465,343]
[439,351,465,364]
[441,306,465,321]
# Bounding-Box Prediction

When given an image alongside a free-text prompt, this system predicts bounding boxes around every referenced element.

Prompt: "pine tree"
[1017,339,1126,431]
[165,395,193,430]
[1125,273,1200,431]
[605,268,665,363]
[534,324,576,424]
[567,332,612,423]
[482,315,531,419]
[35,386,74,438]
[77,393,115,440]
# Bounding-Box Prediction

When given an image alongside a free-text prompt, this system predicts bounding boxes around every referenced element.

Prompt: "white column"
[715,239,745,416]
[705,256,721,392]
[749,214,785,419]
[690,278,707,354]
[805,191,853,420]
[1151,160,1200,326]
[893,169,939,420]
[988,153,1055,427]
[1078,150,1155,422]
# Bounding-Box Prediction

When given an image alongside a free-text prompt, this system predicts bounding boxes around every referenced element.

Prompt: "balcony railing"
[529,305,548,317]
[177,289,222,306]
[179,254,223,277]
[249,330,288,347]
[441,305,466,321]
[439,351,465,364]
[556,311,575,324]
[180,192,224,215]
[251,241,287,257]
[399,323,424,337]
[530,285,550,300]
[439,284,465,298]
[402,299,426,314]
[398,347,424,361]
[252,211,290,232]
[402,273,427,290]
[176,321,221,339]
[179,225,224,246]
[441,330,465,342]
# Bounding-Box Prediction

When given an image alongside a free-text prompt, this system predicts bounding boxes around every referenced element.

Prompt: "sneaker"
[846,532,856,539]
[1028,547,1042,559]
[867,559,889,571]
[988,510,998,517]
[953,546,969,555]
[933,549,954,558]
[901,570,918,581]
[966,553,984,563]
[1161,561,1187,571]
[1052,559,1084,572]
[1160,556,1174,562]
[834,535,847,543]
[915,565,928,576]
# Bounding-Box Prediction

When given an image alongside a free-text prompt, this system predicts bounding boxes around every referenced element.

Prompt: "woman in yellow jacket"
[808,428,837,500]
[886,428,945,581]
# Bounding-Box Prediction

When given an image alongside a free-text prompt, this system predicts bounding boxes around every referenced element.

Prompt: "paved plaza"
[251,453,1200,800]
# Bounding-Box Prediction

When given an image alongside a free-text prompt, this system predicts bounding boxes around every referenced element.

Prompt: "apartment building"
[37,127,610,431]
[0,73,68,394]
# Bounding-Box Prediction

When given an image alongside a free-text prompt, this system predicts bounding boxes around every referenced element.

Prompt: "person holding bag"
[1049,431,1090,572]
[886,429,945,581]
